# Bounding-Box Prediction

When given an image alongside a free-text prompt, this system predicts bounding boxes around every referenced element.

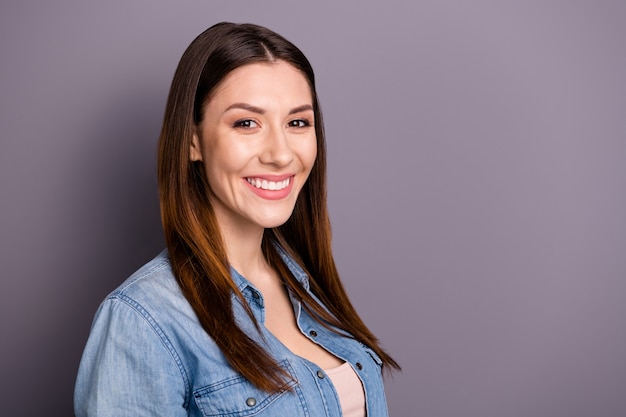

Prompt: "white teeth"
[247,177,290,190]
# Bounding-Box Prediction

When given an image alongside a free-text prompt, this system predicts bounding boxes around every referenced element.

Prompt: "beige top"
[325,362,366,417]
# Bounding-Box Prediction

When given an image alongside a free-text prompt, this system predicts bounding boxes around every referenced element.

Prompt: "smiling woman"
[190,61,318,234]
[74,22,399,417]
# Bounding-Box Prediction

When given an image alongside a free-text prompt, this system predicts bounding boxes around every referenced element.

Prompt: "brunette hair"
[157,22,399,392]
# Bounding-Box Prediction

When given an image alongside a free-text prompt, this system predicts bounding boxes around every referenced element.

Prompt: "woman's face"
[191,60,317,233]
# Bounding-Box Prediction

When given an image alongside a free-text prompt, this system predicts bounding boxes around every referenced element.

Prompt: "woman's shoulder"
[90,250,206,353]
[108,249,180,304]
[94,249,200,335]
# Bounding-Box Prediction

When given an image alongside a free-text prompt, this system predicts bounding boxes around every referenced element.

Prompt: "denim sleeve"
[74,296,189,416]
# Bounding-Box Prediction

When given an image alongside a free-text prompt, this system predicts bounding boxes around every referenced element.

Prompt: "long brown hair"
[157,22,399,393]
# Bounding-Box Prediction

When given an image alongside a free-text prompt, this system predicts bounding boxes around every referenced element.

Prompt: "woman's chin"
[252,209,296,230]
[259,217,292,230]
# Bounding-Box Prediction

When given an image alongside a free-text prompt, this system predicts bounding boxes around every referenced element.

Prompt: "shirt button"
[316,370,325,379]
[356,362,363,370]
[309,330,317,337]
[251,291,260,299]
[246,397,257,407]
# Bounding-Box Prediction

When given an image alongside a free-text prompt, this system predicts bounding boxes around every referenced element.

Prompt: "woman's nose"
[259,126,294,167]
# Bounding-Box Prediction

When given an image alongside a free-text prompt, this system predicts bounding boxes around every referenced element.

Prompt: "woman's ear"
[190,133,203,161]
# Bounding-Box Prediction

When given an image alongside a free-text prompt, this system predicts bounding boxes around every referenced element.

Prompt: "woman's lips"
[244,175,294,200]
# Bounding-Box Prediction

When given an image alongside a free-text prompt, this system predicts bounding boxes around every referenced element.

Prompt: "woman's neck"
[218,220,274,285]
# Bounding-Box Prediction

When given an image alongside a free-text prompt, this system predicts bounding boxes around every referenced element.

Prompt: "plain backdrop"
[1,1,626,416]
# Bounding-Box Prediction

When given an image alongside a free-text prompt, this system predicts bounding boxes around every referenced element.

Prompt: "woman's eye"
[233,119,258,129]
[288,119,310,128]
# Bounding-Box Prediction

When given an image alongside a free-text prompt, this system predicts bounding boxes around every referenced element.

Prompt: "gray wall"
[1,1,625,416]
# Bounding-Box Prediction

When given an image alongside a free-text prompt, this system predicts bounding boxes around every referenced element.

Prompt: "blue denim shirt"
[74,249,389,416]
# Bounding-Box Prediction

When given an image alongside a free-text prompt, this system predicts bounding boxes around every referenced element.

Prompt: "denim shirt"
[74,249,389,416]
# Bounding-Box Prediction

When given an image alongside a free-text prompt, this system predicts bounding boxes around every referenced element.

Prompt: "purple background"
[1,1,625,416]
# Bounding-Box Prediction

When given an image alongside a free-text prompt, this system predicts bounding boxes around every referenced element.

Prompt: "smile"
[246,177,291,191]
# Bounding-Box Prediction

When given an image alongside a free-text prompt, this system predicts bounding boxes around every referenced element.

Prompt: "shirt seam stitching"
[112,293,192,409]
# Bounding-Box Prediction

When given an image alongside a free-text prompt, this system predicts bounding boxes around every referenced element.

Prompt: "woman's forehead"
[205,61,313,113]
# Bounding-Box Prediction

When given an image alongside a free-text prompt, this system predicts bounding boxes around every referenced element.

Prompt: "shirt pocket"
[193,360,305,417]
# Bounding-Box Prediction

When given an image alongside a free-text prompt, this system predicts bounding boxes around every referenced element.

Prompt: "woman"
[75,22,399,416]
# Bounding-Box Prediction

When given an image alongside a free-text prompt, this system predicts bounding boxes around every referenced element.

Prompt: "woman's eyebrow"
[289,104,313,115]
[225,102,265,114]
